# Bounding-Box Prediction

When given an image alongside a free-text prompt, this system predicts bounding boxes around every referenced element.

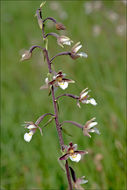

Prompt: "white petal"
[45,77,49,84]
[86,98,97,105]
[63,41,71,46]
[58,81,68,90]
[60,37,70,42]
[73,144,78,151]
[88,122,98,129]
[27,124,36,129]
[75,44,82,53]
[77,52,88,58]
[89,98,97,105]
[80,179,88,184]
[89,127,100,135]
[24,132,33,142]
[22,54,26,58]
[69,153,81,162]
[80,91,89,99]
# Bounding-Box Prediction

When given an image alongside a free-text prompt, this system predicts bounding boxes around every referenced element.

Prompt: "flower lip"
[24,131,34,142]
[69,153,81,162]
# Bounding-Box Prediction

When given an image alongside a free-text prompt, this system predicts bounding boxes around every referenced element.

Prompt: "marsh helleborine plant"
[21,2,100,190]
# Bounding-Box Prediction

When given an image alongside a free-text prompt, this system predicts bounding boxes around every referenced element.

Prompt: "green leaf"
[42,116,55,128]
[62,128,72,137]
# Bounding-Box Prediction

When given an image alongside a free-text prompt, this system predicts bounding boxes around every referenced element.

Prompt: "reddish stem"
[56,93,79,100]
[44,48,73,189]
[65,161,73,190]
[61,120,83,129]
[43,17,57,24]
[50,52,71,63]
[35,113,55,125]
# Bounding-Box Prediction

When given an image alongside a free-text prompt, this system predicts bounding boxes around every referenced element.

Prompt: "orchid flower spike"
[77,88,97,108]
[83,117,100,138]
[57,35,73,48]
[70,42,88,59]
[24,122,42,142]
[59,142,88,162]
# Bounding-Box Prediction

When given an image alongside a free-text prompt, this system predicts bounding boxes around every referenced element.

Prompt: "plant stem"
[51,86,64,150]
[43,17,57,24]
[44,48,73,189]
[65,161,73,190]
[56,93,79,100]
[44,32,59,39]
[61,120,83,129]
[50,52,71,63]
[35,113,54,125]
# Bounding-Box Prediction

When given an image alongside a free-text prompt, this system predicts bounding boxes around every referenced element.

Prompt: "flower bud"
[56,23,66,30]
[20,51,32,61]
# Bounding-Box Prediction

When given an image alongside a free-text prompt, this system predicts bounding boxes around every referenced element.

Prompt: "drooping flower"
[70,42,88,59]
[59,142,88,162]
[57,35,73,48]
[20,50,32,61]
[24,122,42,142]
[77,88,97,108]
[49,71,75,90]
[83,117,100,138]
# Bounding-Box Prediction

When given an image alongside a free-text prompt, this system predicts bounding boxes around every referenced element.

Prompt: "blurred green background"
[1,1,126,190]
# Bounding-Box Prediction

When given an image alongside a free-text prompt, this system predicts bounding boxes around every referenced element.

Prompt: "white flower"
[79,88,97,106]
[58,81,68,90]
[24,131,34,142]
[49,71,75,90]
[69,153,81,162]
[83,118,100,138]
[70,42,88,59]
